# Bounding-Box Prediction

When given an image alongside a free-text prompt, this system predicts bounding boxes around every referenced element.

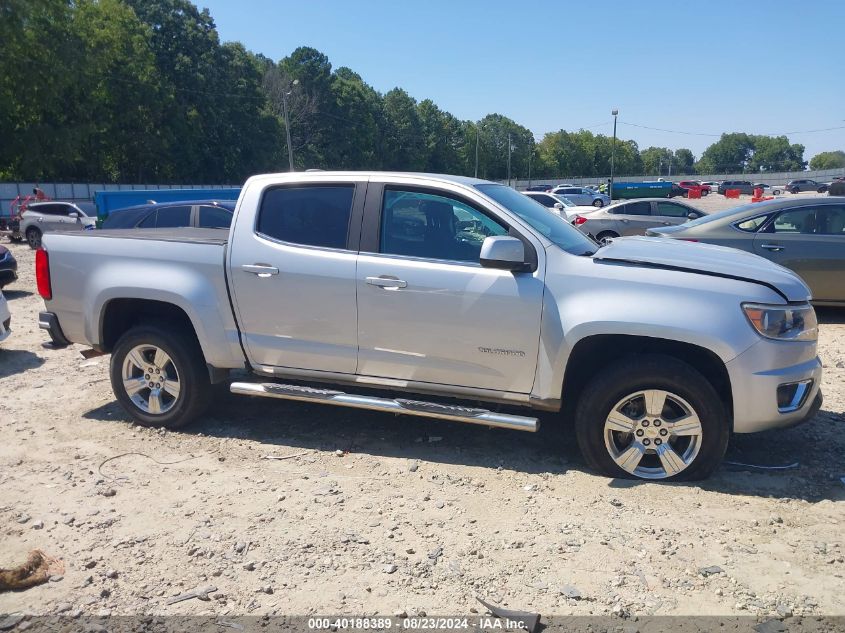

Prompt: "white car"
[522,191,600,221]
[0,290,10,343]
[551,186,612,208]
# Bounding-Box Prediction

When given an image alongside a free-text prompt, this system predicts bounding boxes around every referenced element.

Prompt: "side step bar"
[229,382,539,432]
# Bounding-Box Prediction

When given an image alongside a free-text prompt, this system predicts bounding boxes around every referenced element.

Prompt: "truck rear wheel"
[109,321,211,428]
[574,355,729,481]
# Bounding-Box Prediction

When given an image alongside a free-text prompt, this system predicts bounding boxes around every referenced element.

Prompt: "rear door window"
[257,185,355,249]
[198,205,233,228]
[655,202,690,218]
[613,201,651,216]
[816,206,845,235]
[152,205,192,228]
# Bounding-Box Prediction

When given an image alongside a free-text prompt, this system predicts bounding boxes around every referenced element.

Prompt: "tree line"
[2,0,843,184]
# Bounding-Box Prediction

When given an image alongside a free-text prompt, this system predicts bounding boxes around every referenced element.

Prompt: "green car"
[647,197,845,305]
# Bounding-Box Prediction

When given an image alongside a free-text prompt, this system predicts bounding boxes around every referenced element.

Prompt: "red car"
[676,180,711,196]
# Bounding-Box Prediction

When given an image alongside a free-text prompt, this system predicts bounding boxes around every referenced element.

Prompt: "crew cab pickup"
[36,172,823,481]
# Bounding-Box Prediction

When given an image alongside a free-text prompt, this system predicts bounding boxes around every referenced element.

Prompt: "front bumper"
[38,311,71,347]
[727,338,824,433]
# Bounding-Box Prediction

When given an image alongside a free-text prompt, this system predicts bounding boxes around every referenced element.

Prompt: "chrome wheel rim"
[603,389,703,479]
[121,344,181,415]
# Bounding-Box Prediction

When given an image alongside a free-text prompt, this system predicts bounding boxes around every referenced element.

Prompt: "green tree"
[696,133,755,173]
[673,148,695,175]
[809,150,845,170]
[747,136,805,172]
[380,88,425,171]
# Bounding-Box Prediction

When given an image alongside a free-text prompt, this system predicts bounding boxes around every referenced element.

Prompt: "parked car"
[38,171,822,482]
[524,184,553,192]
[718,181,756,196]
[701,181,720,190]
[573,198,706,244]
[668,183,688,198]
[0,289,10,343]
[753,183,783,196]
[0,245,18,288]
[647,197,845,305]
[677,180,711,196]
[786,179,828,194]
[551,186,611,207]
[20,201,97,248]
[522,191,598,221]
[101,200,235,230]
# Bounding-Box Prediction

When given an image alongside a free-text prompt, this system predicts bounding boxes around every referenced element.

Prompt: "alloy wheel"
[603,389,703,479]
[121,344,181,415]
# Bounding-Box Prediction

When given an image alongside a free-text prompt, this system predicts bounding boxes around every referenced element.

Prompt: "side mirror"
[69,212,79,219]
[688,212,698,219]
[553,202,564,210]
[480,236,529,272]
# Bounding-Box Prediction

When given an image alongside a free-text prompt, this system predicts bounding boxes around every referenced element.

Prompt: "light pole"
[281,79,299,172]
[474,125,480,178]
[610,109,618,203]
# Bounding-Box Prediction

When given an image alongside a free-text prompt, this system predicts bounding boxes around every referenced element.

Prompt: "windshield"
[475,184,597,255]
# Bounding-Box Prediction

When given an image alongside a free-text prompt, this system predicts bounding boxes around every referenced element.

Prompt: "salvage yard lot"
[1,239,844,618]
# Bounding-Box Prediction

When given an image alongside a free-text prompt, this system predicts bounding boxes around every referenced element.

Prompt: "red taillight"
[36,248,52,300]
[574,215,588,225]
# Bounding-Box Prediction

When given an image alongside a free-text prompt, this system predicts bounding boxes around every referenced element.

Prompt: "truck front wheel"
[110,322,211,428]
[574,355,729,481]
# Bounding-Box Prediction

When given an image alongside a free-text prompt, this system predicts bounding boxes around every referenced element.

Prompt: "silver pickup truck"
[36,172,823,481]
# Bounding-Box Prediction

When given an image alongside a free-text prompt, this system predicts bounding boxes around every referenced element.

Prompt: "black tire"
[592,199,604,208]
[817,186,827,193]
[701,190,709,197]
[26,227,41,249]
[574,354,729,481]
[790,187,799,194]
[109,321,211,428]
[595,231,619,245]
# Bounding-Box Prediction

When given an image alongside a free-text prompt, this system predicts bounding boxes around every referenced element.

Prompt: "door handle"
[366,276,407,289]
[760,244,784,252]
[241,264,279,276]
[661,221,671,225]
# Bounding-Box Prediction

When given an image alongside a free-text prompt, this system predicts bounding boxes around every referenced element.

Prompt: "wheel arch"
[99,298,228,383]
[559,334,733,429]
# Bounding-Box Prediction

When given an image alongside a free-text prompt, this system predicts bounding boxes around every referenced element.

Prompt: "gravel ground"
[0,220,843,620]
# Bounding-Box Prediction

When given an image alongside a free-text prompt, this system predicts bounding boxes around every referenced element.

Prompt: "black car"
[524,184,553,192]
[0,245,18,288]
[718,180,756,195]
[101,200,236,230]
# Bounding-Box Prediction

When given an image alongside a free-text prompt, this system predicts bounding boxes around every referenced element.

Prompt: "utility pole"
[282,79,299,172]
[610,109,618,203]
[527,139,533,189]
[507,132,512,187]
[474,125,480,178]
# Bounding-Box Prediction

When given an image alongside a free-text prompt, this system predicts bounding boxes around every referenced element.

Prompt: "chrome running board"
[229,382,538,432]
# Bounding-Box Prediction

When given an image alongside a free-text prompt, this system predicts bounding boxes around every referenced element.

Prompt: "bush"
[829,180,845,196]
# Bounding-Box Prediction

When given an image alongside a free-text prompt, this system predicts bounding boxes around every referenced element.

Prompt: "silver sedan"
[573,198,706,244]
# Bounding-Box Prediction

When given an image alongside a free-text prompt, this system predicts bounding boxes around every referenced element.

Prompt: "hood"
[593,236,811,302]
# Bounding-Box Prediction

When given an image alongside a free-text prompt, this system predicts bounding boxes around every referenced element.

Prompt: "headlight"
[742,303,817,342]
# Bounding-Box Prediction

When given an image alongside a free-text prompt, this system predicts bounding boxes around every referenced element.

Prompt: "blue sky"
[201,0,844,161]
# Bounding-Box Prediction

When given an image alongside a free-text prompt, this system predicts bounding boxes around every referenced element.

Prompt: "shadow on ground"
[1,289,33,300]
[0,348,44,378]
[83,379,845,502]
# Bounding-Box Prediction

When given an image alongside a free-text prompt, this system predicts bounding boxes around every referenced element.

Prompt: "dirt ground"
[0,219,843,620]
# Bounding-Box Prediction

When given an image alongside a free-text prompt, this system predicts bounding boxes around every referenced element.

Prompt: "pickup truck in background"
[36,172,823,481]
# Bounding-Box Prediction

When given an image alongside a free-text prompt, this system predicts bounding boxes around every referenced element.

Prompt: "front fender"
[532,249,784,401]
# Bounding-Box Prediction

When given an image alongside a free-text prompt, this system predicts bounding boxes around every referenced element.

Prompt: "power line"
[620,120,845,138]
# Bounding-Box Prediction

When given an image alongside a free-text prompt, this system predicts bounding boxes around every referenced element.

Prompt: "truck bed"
[42,228,244,369]
[81,227,230,245]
